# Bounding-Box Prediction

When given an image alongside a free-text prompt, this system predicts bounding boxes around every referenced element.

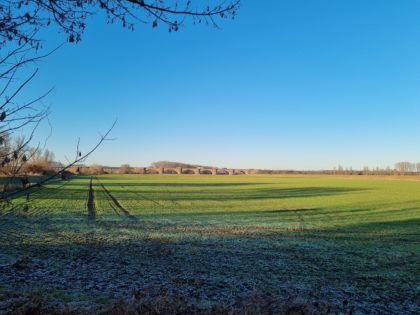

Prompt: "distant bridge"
[103,167,253,175]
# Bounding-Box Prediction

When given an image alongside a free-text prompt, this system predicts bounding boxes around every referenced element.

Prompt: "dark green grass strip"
[95,177,137,220]
[87,176,96,220]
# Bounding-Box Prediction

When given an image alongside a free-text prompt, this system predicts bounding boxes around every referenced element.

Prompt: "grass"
[0,174,419,314]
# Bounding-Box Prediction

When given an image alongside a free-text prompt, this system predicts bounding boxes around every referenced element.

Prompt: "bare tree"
[22,147,55,174]
[363,166,370,175]
[119,163,132,174]
[90,164,106,174]
[0,39,54,193]
[395,161,415,174]
[0,0,240,47]
[1,119,116,201]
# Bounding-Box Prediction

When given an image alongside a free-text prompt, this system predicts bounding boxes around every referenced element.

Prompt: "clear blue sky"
[26,0,420,170]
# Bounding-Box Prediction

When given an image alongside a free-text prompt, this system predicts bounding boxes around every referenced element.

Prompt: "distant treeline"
[256,161,420,176]
[71,161,420,176]
[252,169,411,176]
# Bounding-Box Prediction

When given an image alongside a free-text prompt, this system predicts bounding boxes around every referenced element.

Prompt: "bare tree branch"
[1,119,117,200]
[0,1,241,47]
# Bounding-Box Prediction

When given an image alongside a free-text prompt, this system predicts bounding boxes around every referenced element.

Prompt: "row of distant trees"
[332,162,420,175]
[68,161,420,176]
[394,162,420,173]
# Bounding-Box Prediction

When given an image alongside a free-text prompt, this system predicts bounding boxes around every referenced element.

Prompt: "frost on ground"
[0,220,418,314]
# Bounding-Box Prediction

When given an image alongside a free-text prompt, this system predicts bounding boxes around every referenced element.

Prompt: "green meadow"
[0,174,419,313]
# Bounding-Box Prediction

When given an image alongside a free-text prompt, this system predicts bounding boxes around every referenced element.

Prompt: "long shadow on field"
[18,187,364,201]
[91,215,420,241]
[1,216,418,315]
[31,182,269,187]
[18,186,368,202]
[341,217,420,236]
[87,177,96,221]
[157,208,322,218]
[111,187,368,201]
[262,208,322,213]
[97,182,273,187]
[260,207,419,219]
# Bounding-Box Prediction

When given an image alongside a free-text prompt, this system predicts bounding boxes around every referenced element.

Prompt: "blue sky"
[25,0,420,169]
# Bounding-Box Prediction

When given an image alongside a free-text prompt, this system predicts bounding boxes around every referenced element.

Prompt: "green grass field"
[0,174,419,314]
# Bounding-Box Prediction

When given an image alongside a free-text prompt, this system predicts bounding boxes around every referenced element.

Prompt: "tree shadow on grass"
[339,217,420,236]
[260,207,419,220]
[0,225,417,314]
[114,186,369,201]
[12,186,368,201]
[261,208,322,213]
[100,182,274,187]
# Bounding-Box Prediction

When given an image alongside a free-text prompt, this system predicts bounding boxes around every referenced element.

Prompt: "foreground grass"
[0,175,419,314]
